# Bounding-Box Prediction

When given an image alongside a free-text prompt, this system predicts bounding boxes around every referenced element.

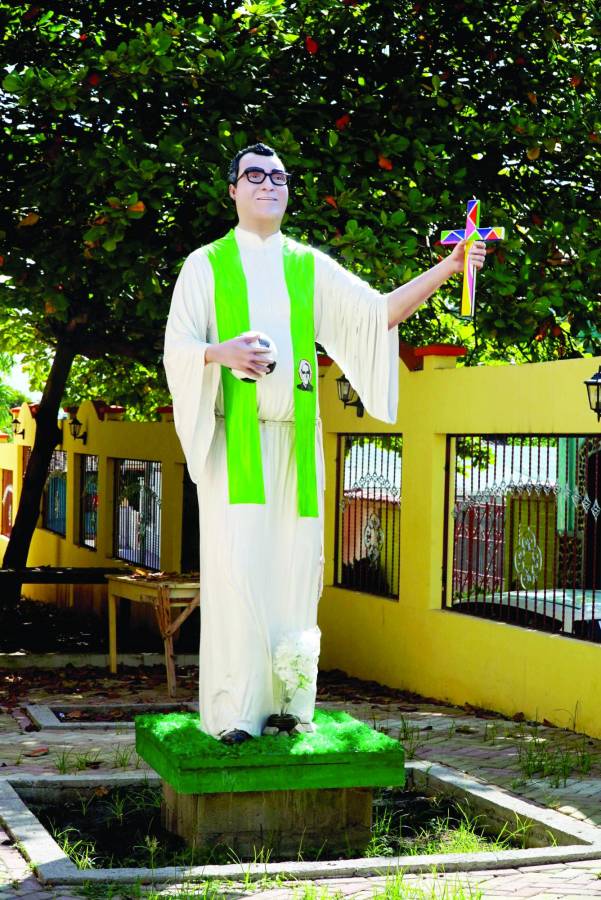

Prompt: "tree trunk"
[1,339,77,609]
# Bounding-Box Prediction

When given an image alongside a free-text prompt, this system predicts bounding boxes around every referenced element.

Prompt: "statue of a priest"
[163,143,486,744]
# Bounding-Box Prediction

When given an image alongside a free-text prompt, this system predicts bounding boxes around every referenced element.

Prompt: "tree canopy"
[0,354,27,435]
[1,0,600,410]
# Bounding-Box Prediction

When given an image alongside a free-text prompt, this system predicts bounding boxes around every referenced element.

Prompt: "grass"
[112,745,138,769]
[74,874,482,900]
[364,798,531,860]
[41,782,531,872]
[397,716,423,760]
[515,730,594,787]
[132,834,161,870]
[483,722,499,745]
[52,748,103,774]
[371,872,483,899]
[365,808,521,857]
[53,825,97,870]
[53,748,73,774]
[105,790,127,825]
[74,750,101,771]
[75,883,227,899]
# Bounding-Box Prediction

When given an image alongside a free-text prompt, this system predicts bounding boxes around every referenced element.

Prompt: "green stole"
[207,229,318,518]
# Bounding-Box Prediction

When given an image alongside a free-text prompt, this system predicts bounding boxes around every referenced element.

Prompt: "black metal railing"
[113,458,162,570]
[444,434,601,642]
[41,450,67,536]
[335,433,402,599]
[78,454,98,550]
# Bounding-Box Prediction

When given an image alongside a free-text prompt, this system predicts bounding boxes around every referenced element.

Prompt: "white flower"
[273,627,321,713]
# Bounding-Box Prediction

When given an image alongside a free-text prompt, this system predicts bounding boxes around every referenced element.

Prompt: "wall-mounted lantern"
[336,374,364,418]
[11,414,25,439]
[584,367,601,421]
[68,413,87,444]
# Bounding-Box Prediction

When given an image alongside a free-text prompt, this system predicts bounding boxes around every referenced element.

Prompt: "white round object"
[231,331,278,383]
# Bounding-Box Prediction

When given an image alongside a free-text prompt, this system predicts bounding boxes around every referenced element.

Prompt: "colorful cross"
[440,199,505,318]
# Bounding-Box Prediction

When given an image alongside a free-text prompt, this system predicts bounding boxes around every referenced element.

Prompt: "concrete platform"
[136,708,405,855]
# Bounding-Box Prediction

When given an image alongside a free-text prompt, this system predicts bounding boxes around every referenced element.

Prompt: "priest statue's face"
[228,151,289,235]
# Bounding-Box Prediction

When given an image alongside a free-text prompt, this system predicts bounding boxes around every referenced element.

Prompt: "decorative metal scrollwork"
[350,473,400,497]
[363,511,384,565]
[514,524,543,590]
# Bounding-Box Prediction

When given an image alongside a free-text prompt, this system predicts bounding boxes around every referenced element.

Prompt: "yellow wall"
[0,401,185,616]
[3,354,601,737]
[317,353,601,739]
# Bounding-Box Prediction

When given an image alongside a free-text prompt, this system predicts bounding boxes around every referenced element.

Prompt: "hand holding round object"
[231,331,278,383]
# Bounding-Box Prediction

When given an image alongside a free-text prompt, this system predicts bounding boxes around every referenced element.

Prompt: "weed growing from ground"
[515,729,595,788]
[132,834,160,870]
[106,790,127,826]
[53,825,97,870]
[112,745,136,768]
[77,792,95,817]
[53,748,73,774]
[483,723,498,745]
[371,870,483,899]
[293,885,344,899]
[73,750,101,771]
[397,716,422,759]
[365,809,397,857]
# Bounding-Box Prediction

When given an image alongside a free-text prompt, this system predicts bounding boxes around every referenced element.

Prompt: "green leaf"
[2,73,21,93]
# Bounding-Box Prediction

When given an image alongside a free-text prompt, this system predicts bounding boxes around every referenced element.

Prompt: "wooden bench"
[105,574,200,696]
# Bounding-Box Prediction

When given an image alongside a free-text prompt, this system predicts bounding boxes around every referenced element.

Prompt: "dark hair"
[227,142,277,184]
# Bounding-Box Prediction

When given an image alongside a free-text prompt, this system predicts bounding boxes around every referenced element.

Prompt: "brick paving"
[1,666,601,898]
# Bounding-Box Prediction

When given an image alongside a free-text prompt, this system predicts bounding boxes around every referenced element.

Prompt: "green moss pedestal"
[135,709,405,858]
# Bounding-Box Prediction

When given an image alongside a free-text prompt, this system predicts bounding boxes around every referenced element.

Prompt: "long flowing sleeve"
[314,249,399,423]
[163,251,221,484]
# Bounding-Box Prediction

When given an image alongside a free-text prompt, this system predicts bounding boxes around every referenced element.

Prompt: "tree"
[0,355,27,436]
[0,0,599,604]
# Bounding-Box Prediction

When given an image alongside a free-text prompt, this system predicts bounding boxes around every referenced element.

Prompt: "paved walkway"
[1,666,601,898]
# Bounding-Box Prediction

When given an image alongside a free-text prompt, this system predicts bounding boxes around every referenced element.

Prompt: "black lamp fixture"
[585,366,601,421]
[336,374,364,418]
[68,413,87,444]
[11,414,25,438]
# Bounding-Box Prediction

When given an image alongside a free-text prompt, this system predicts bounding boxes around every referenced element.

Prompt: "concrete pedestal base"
[161,781,373,857]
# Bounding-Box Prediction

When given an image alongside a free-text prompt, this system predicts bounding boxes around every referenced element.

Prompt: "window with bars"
[444,434,601,644]
[113,458,162,570]
[1,469,13,537]
[78,454,98,550]
[41,450,67,536]
[335,434,402,599]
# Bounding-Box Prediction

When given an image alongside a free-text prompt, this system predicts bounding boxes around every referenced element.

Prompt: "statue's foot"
[220,729,252,745]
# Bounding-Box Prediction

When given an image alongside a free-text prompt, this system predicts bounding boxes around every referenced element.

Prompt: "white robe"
[163,226,398,737]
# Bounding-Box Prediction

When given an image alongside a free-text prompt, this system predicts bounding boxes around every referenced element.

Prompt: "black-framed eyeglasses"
[235,167,292,186]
